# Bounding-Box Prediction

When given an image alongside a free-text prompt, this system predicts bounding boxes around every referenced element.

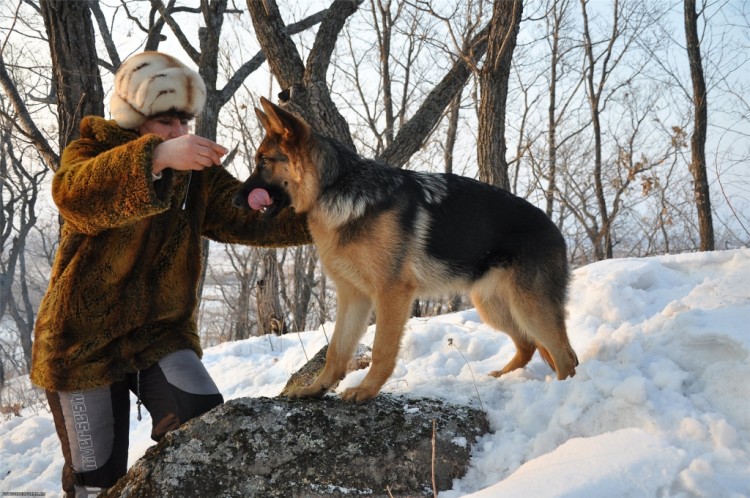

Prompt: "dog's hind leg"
[470,288,537,377]
[340,284,415,402]
[507,283,578,380]
[287,282,373,399]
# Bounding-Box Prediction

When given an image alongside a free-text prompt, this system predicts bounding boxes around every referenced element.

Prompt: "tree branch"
[305,0,364,83]
[151,0,200,62]
[246,0,305,89]
[219,8,329,105]
[88,0,121,71]
[378,22,491,168]
[0,57,58,168]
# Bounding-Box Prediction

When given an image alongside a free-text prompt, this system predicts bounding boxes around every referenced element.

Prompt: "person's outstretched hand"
[152,135,228,175]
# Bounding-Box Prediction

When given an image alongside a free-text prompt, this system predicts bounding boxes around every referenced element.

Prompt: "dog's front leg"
[340,286,414,402]
[287,284,372,399]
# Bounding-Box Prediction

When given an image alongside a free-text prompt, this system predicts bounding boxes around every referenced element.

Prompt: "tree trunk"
[39,0,103,159]
[444,93,461,175]
[684,0,714,251]
[10,251,34,369]
[477,0,523,190]
[545,0,566,217]
[256,250,287,336]
[0,115,46,372]
[371,0,396,149]
[232,269,253,341]
[291,246,317,332]
[247,0,358,146]
[580,0,611,260]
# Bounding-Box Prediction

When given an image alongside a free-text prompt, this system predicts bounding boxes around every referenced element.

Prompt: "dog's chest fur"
[305,168,456,295]
[307,203,413,292]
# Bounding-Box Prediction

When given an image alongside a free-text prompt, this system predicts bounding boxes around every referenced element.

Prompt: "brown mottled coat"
[31,116,310,392]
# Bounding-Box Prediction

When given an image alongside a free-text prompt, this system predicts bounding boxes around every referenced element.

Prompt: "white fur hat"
[110,51,206,129]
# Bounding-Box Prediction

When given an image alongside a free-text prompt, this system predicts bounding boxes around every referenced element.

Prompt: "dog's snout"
[232,181,250,209]
[233,189,249,209]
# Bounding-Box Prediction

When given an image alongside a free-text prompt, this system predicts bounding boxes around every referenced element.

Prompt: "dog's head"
[233,97,320,216]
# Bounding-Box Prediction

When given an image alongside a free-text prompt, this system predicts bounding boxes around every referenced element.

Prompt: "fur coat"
[31,116,310,392]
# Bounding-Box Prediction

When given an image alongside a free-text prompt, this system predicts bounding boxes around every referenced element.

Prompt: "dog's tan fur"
[247,97,577,402]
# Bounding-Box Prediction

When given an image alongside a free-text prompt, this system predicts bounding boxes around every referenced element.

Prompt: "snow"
[2,248,750,497]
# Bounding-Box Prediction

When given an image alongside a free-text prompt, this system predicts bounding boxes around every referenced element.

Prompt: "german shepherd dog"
[235,97,578,402]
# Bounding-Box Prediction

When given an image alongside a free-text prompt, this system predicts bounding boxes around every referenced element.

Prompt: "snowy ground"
[1,248,749,497]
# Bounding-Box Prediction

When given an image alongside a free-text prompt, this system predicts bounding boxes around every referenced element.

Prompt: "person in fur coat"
[31,51,310,498]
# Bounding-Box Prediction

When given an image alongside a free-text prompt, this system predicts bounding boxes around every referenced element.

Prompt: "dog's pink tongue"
[248,188,272,211]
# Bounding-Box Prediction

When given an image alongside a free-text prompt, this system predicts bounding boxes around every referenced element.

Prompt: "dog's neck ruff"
[314,196,370,228]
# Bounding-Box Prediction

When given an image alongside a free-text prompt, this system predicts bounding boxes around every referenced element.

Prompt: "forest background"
[0,0,748,409]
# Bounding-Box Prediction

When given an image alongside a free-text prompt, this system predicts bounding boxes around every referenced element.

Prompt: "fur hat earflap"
[110,51,206,130]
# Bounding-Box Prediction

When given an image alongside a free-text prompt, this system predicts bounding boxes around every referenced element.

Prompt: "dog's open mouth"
[248,188,273,213]
[234,181,290,216]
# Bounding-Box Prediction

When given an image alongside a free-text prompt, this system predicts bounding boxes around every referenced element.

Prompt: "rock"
[103,395,489,497]
[280,344,372,396]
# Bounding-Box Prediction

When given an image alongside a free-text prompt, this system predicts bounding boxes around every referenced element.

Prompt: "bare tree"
[641,1,748,250]
[39,0,104,162]
[684,0,715,251]
[0,6,58,170]
[333,0,429,157]
[0,98,48,372]
[542,0,585,216]
[0,6,56,379]
[332,0,493,314]
[256,250,288,336]
[580,0,615,259]
[477,0,522,190]
[628,124,693,255]
[217,245,262,341]
[369,0,400,151]
[579,0,662,259]
[423,0,488,176]
[281,245,319,332]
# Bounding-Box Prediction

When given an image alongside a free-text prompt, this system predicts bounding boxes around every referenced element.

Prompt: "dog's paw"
[285,385,328,399]
[557,365,577,380]
[554,349,579,380]
[339,386,379,403]
[487,370,504,378]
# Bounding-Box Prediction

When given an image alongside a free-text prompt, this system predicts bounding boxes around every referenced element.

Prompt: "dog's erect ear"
[257,96,310,145]
[254,107,274,136]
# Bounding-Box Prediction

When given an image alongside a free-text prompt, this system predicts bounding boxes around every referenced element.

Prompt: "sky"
[1,247,749,497]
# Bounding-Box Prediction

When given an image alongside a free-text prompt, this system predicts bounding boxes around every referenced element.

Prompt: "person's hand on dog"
[152,135,228,175]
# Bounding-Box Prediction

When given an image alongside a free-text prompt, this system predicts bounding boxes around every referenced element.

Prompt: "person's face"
[137,115,190,140]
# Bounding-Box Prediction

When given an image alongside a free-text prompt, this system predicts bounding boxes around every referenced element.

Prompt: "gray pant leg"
[134,349,223,441]
[58,387,115,475]
[58,386,119,497]
[157,349,220,395]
